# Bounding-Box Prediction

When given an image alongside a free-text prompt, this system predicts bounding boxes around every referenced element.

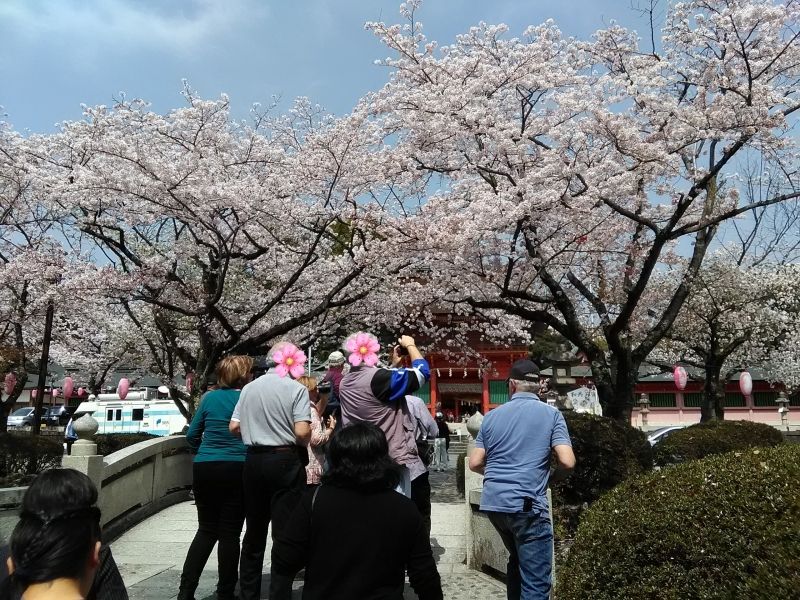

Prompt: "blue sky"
[0,0,651,133]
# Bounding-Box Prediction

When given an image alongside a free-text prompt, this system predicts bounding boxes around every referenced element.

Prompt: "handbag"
[416,439,434,466]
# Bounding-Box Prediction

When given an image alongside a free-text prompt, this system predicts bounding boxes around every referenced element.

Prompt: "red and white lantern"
[63,376,74,399]
[77,387,85,396]
[4,373,16,396]
[673,366,688,391]
[739,371,753,397]
[31,389,37,399]
[117,378,130,401]
[52,388,59,398]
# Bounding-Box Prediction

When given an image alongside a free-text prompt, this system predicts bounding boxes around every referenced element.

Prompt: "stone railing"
[0,414,193,543]
[93,435,193,540]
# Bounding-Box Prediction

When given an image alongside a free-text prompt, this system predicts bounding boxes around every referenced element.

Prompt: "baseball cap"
[326,351,346,366]
[508,359,540,382]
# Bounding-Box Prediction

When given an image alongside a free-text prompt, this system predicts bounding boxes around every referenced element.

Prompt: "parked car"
[7,407,35,428]
[42,404,68,427]
[647,425,685,446]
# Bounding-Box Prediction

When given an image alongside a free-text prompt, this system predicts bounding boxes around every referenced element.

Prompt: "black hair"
[8,469,101,590]
[322,422,402,492]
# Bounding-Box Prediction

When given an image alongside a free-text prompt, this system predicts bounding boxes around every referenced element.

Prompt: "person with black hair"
[271,422,443,600]
[0,468,128,600]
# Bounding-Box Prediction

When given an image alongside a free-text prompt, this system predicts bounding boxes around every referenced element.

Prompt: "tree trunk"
[590,359,637,423]
[31,300,55,437]
[701,359,725,422]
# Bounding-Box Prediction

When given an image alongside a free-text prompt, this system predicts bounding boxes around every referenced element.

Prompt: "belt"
[247,445,296,454]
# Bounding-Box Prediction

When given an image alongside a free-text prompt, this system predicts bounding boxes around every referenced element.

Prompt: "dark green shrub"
[455,452,466,496]
[653,419,784,466]
[0,433,63,484]
[552,412,653,507]
[95,433,159,456]
[558,444,800,600]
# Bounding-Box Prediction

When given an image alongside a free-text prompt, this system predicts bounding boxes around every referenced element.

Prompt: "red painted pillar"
[429,363,438,417]
[481,370,490,415]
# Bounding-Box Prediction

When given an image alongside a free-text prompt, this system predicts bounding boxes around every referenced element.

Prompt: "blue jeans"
[487,510,553,600]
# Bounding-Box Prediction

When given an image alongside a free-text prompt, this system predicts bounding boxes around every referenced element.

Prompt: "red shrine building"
[414,340,798,428]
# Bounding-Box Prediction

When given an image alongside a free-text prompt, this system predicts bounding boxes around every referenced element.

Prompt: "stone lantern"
[638,393,651,430]
[776,391,790,431]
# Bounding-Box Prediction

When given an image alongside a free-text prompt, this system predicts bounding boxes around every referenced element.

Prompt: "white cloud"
[0,0,269,54]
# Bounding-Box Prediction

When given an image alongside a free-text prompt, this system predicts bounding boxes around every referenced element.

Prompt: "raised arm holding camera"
[338,332,430,497]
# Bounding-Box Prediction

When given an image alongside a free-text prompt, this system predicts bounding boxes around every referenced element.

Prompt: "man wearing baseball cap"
[469,359,575,600]
[321,351,346,424]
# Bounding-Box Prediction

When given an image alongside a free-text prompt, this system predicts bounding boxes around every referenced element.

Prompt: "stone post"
[62,413,104,492]
[465,411,483,569]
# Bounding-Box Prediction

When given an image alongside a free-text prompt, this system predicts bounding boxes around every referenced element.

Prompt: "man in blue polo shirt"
[469,359,575,600]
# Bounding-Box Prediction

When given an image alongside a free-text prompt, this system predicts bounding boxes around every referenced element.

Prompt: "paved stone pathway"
[111,454,505,599]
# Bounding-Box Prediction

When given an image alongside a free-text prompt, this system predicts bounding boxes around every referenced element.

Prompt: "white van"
[74,391,188,436]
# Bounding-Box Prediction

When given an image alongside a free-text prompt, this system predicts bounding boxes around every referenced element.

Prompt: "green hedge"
[558,444,800,600]
[95,433,160,456]
[653,420,784,466]
[0,434,63,485]
[552,412,653,507]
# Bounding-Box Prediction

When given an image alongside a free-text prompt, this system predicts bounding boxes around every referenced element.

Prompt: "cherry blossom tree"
[0,119,82,432]
[31,89,411,417]
[652,257,800,420]
[366,0,800,421]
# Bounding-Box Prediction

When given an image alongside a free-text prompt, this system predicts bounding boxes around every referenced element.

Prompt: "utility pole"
[31,299,54,436]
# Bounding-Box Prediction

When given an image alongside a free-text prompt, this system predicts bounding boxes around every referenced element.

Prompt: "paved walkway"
[111,457,506,599]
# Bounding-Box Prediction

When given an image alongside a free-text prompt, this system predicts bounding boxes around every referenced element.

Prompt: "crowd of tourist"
[0,330,574,600]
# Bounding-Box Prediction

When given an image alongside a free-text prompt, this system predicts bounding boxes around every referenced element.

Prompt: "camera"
[317,381,332,394]
[396,344,409,357]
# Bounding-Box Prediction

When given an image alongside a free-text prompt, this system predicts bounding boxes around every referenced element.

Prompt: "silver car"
[647,425,685,446]
[7,407,35,428]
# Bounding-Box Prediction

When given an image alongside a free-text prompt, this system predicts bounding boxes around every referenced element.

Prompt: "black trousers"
[179,461,245,600]
[239,449,305,600]
[411,471,432,539]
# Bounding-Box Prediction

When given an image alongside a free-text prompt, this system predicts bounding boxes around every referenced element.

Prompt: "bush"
[95,433,159,456]
[455,452,466,496]
[557,444,800,600]
[653,419,784,466]
[0,433,63,485]
[552,412,653,507]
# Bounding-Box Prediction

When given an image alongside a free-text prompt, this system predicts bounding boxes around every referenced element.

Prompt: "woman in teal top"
[178,355,252,600]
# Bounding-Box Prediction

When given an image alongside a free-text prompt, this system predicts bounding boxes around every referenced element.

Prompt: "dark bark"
[701,358,726,422]
[31,300,54,437]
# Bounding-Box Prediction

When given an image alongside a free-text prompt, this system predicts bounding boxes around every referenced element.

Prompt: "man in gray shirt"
[230,345,312,600]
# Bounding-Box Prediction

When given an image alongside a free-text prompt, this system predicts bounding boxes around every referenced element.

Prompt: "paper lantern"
[673,366,687,391]
[52,388,59,398]
[4,373,15,395]
[31,389,37,399]
[118,378,130,400]
[186,373,194,394]
[77,387,85,396]
[63,376,74,399]
[739,371,753,397]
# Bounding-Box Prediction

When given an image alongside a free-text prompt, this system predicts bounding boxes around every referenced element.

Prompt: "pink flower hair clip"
[272,343,307,378]
[344,332,380,367]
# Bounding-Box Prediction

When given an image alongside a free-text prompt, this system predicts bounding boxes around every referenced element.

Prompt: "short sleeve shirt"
[231,370,311,446]
[475,392,571,514]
